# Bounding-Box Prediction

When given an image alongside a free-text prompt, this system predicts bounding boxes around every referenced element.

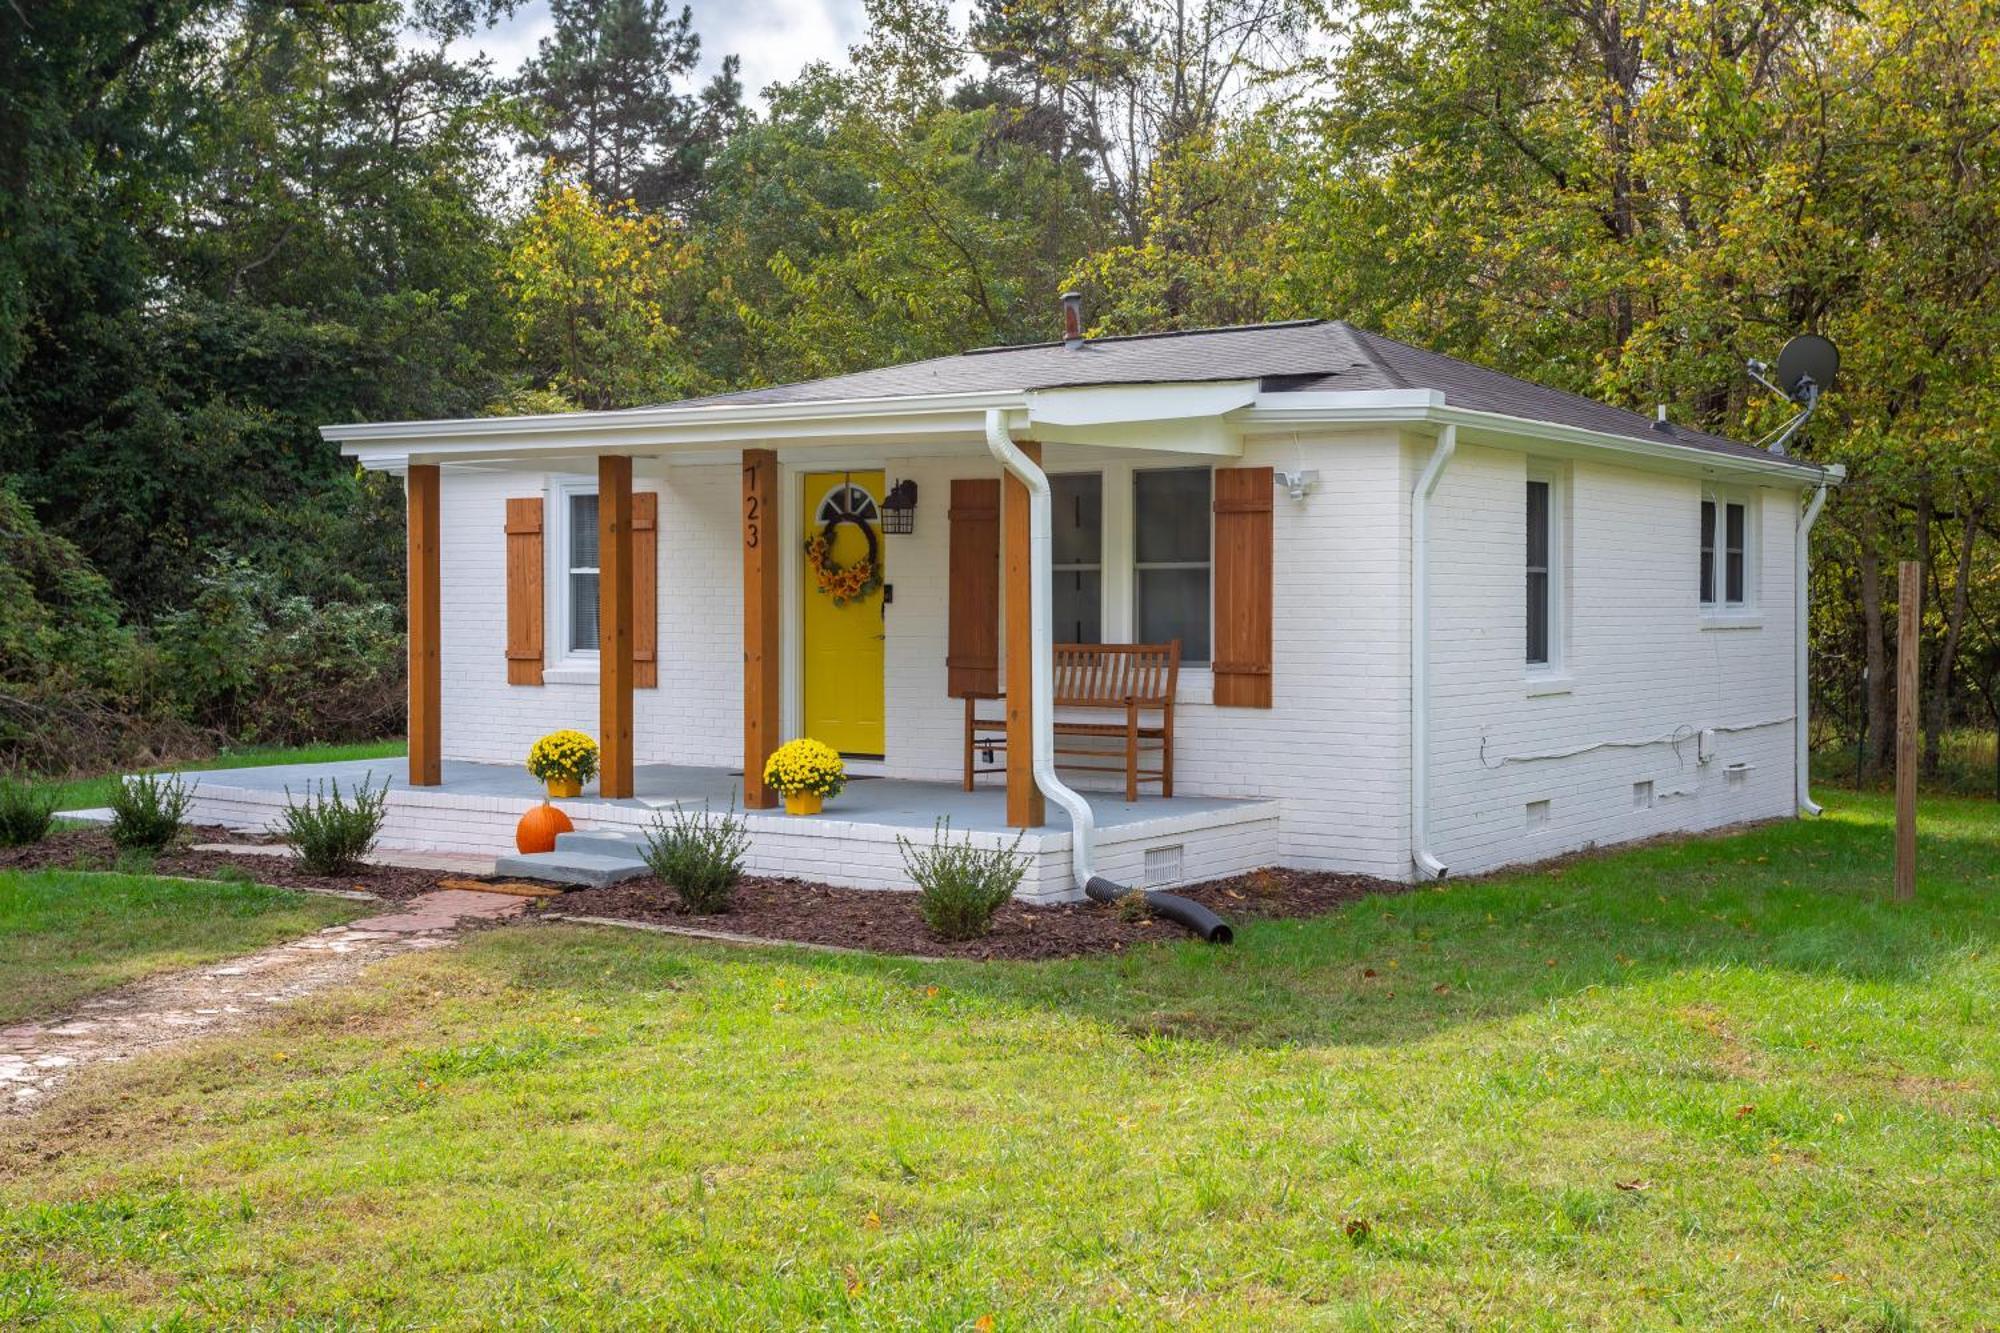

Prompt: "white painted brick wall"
[437,464,742,770]
[421,433,1800,889]
[1424,442,1801,876]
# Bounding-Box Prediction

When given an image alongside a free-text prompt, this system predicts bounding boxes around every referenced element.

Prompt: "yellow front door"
[801,471,886,757]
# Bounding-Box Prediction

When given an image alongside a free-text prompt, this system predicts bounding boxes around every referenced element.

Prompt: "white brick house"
[295,314,1834,896]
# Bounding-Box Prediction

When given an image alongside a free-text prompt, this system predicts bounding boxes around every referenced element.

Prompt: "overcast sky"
[455,0,971,106]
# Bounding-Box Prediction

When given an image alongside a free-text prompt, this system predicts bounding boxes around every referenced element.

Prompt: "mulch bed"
[539,865,1410,961]
[0,827,453,903]
[5,827,1411,959]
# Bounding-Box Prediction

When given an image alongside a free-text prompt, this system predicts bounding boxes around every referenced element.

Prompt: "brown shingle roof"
[650,320,1800,467]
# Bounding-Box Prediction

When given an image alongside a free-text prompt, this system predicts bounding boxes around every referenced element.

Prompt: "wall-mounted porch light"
[882,478,918,534]
[1274,469,1319,501]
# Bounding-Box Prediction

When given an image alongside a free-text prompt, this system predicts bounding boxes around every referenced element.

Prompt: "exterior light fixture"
[881,478,918,534]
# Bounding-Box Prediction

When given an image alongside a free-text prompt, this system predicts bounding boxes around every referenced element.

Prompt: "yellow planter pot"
[784,791,823,816]
[545,778,582,799]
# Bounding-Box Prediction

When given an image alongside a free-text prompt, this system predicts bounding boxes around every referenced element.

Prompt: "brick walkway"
[1,890,527,1114]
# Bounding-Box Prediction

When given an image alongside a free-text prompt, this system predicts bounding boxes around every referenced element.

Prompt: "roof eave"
[1241,393,1832,484]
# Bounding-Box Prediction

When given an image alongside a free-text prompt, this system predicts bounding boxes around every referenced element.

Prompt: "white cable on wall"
[1477,715,1797,769]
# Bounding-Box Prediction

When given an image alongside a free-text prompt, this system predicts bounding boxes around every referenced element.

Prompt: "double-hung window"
[1051,473,1103,644]
[1037,465,1213,665]
[563,487,600,655]
[1700,493,1748,608]
[1526,477,1553,667]
[1133,467,1212,663]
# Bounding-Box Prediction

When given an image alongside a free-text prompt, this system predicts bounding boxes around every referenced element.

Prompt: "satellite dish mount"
[1746,334,1838,456]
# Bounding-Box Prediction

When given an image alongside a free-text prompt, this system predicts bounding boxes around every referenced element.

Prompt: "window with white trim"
[558,482,600,656]
[1050,472,1102,644]
[1700,491,1750,609]
[1133,467,1211,663]
[1524,466,1565,671]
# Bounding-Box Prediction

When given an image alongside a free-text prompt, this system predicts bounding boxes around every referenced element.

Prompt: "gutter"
[982,408,1230,941]
[982,409,1100,890]
[1410,424,1457,880]
[1795,475,1833,816]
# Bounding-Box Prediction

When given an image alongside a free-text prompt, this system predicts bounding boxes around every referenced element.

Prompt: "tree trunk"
[1912,477,1935,776]
[1858,517,1891,778]
[1924,497,1984,777]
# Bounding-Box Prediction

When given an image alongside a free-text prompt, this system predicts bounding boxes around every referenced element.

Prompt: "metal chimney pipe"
[1060,291,1084,349]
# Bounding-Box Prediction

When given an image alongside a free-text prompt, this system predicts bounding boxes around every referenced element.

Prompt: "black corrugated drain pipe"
[1086,876,1233,945]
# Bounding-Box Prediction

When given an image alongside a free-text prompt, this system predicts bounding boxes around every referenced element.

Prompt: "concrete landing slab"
[492,850,651,888]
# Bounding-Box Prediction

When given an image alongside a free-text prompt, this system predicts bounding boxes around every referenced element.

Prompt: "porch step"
[553,828,654,859]
[491,848,651,889]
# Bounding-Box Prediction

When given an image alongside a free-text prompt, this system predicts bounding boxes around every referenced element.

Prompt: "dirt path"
[0,890,527,1114]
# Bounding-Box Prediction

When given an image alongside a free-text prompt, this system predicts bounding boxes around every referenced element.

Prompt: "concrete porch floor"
[177,756,1253,836]
[176,758,1283,901]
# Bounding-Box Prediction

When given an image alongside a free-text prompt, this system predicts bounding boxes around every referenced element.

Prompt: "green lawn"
[3,792,1996,1328]
[0,871,366,1026]
[45,738,406,813]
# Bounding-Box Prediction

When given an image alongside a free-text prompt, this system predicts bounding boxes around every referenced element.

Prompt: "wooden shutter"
[1212,466,1273,707]
[505,497,545,686]
[633,490,658,688]
[947,478,1001,697]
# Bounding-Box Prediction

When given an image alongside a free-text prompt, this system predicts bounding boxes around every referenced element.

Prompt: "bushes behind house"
[273,775,389,875]
[899,820,1027,940]
[644,800,750,914]
[0,778,58,846]
[109,772,193,851]
[0,486,404,778]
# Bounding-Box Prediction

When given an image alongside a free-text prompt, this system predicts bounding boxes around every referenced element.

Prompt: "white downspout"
[1411,424,1457,879]
[1796,478,1830,816]
[984,408,1098,890]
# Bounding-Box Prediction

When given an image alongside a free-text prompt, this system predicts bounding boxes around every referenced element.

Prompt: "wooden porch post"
[1002,441,1045,828]
[407,463,442,787]
[742,448,781,808]
[598,455,635,798]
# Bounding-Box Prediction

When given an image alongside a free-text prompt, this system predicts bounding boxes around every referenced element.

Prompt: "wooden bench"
[963,642,1181,801]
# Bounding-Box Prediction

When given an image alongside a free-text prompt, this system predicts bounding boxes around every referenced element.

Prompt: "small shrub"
[109,772,193,851]
[1114,890,1153,924]
[643,799,750,914]
[272,776,388,875]
[898,819,1027,941]
[0,778,58,846]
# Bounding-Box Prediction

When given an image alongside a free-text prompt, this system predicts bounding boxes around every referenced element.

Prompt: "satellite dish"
[1773,333,1839,403]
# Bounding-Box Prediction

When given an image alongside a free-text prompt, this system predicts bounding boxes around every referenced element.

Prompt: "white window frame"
[1130,464,1215,667]
[1030,461,1215,678]
[551,476,600,668]
[1049,471,1105,645]
[1525,464,1566,677]
[1700,486,1756,615]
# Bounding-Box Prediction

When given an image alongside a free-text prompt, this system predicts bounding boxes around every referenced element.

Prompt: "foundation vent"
[1143,844,1185,886]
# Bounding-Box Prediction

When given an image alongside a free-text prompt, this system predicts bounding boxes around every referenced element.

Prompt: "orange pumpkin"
[515,801,574,854]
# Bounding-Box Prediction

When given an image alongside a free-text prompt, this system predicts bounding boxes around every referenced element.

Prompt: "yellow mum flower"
[763,738,846,797]
[527,729,600,784]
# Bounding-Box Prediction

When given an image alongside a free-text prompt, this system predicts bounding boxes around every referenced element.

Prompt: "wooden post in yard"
[741,448,781,809]
[406,463,442,787]
[1001,440,1045,828]
[598,455,635,799]
[1894,560,1921,902]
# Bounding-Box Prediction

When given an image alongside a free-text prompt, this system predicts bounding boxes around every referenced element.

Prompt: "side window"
[1701,492,1748,608]
[1526,478,1551,667]
[1133,467,1212,662]
[1050,473,1102,644]
[568,490,600,653]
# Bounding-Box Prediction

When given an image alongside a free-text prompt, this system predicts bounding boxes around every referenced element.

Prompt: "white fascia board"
[1242,392,1832,485]
[325,390,1029,470]
[1026,382,1257,426]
